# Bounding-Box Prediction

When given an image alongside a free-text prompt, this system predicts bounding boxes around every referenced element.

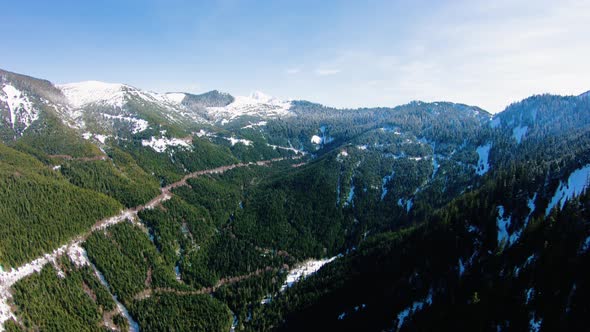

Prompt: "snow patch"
[0,84,39,133]
[88,259,139,332]
[545,164,590,216]
[508,193,537,246]
[458,259,465,277]
[280,256,339,291]
[496,206,512,248]
[381,171,395,200]
[397,198,413,213]
[525,288,534,304]
[226,137,252,146]
[431,154,440,180]
[267,144,305,155]
[529,312,542,332]
[395,289,433,330]
[164,92,186,104]
[102,113,149,134]
[513,125,528,144]
[141,136,192,152]
[174,265,181,281]
[579,236,590,254]
[243,120,267,129]
[67,242,90,267]
[475,143,492,175]
[195,129,215,138]
[95,134,109,144]
[345,181,355,207]
[311,135,322,144]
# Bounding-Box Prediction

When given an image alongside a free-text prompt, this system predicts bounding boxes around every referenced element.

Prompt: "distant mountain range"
[1,68,590,332]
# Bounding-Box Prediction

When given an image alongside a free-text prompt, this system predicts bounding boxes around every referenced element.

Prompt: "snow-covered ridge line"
[208,91,293,121]
[58,81,128,108]
[58,81,186,113]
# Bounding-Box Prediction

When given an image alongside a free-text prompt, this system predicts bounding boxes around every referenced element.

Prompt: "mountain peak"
[249,91,272,102]
[163,92,186,104]
[58,81,129,108]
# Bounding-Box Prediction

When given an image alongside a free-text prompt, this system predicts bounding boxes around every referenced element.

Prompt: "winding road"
[0,155,303,330]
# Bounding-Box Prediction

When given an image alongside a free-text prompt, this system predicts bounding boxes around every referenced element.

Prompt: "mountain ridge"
[1,67,590,332]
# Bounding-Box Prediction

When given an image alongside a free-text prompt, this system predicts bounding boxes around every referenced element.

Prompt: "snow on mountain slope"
[207,91,293,123]
[0,84,40,134]
[141,136,192,152]
[545,164,590,216]
[512,125,528,144]
[57,81,211,138]
[475,143,491,175]
[58,81,128,108]
[164,92,186,104]
[58,81,190,113]
[58,83,293,132]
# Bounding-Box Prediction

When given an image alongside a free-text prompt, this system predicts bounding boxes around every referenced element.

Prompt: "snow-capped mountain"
[0,68,300,153]
[206,91,293,124]
[58,81,193,110]
[57,81,293,131]
[57,81,211,136]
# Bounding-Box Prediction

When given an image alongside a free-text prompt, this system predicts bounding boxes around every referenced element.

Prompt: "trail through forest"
[0,155,303,329]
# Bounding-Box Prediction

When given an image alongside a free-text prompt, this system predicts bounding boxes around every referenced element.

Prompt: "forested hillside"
[1,68,589,332]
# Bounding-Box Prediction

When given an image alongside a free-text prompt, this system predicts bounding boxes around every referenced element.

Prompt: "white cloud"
[304,0,590,112]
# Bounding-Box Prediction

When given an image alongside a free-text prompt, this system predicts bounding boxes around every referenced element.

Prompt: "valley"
[1,68,590,331]
[0,154,303,329]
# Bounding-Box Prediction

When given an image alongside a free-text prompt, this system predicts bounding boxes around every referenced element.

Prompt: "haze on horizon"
[1,0,589,113]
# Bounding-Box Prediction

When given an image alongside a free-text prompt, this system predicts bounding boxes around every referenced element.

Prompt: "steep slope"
[0,69,68,139]
[241,97,590,332]
[2,68,590,332]
[0,143,122,267]
[57,81,208,140]
[490,93,590,144]
[203,91,293,126]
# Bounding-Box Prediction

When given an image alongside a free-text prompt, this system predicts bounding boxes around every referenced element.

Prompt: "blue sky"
[1,0,589,112]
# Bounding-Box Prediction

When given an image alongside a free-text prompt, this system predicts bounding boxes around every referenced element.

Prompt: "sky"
[1,0,589,113]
